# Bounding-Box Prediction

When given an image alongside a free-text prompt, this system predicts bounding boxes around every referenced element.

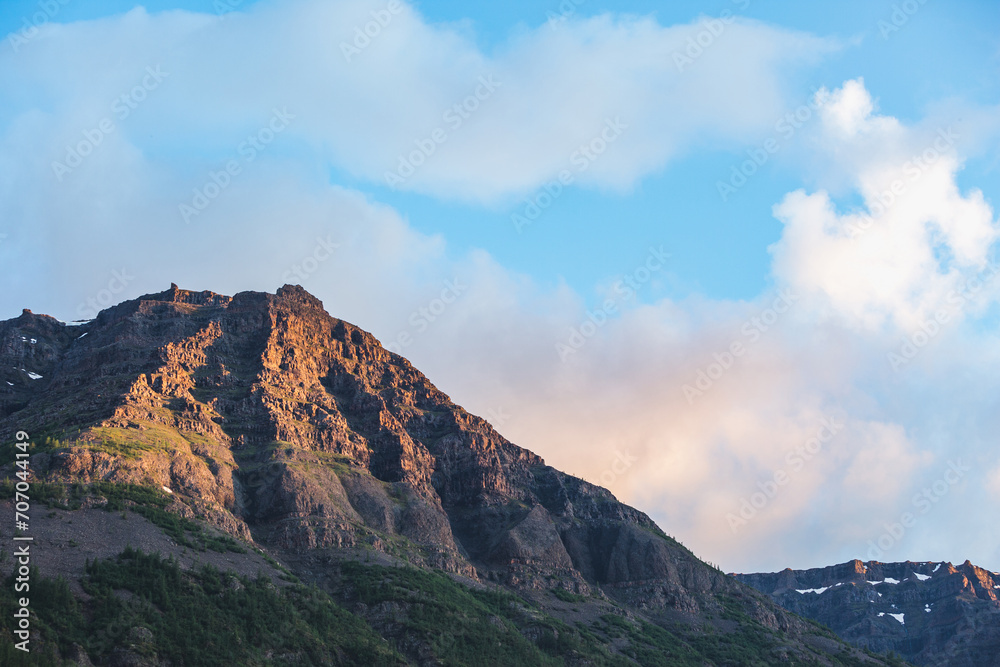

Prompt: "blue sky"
[1,0,999,573]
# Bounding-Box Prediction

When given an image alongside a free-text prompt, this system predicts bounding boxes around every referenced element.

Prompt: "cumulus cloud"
[770,79,1000,332]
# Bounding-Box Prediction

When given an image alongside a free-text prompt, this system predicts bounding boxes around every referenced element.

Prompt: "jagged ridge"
[737,559,1000,666]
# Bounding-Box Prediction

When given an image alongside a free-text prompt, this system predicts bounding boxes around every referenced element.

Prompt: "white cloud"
[0,0,840,204]
[770,79,1000,332]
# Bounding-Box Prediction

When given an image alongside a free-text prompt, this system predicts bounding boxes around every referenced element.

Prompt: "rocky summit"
[737,559,1000,666]
[0,284,903,665]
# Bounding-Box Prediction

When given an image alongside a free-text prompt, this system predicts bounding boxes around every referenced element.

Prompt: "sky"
[1,0,999,574]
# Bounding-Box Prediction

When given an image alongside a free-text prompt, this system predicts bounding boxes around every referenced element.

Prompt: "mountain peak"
[0,286,901,665]
[275,283,325,309]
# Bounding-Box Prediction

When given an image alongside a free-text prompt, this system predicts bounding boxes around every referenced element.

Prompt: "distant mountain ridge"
[737,559,1000,666]
[1,284,903,665]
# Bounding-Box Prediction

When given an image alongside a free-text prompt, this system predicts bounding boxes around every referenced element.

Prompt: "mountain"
[0,284,904,665]
[737,560,1000,666]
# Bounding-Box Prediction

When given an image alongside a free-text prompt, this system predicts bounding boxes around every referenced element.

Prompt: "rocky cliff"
[0,284,901,665]
[737,559,1000,666]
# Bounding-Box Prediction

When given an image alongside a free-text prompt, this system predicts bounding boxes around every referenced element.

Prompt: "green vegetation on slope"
[0,437,67,468]
[0,545,907,666]
[330,562,899,666]
[0,480,245,553]
[339,560,592,666]
[0,548,402,666]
